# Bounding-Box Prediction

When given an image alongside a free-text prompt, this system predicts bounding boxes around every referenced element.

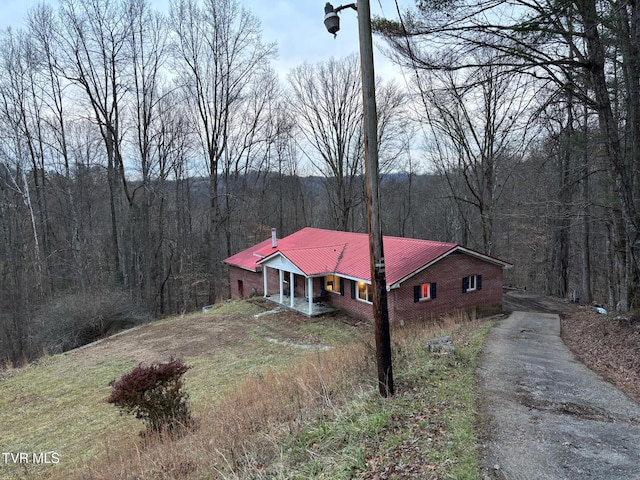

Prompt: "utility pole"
[324,1,394,397]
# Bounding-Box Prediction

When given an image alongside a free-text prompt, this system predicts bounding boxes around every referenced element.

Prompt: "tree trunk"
[580,111,592,303]
[577,0,640,310]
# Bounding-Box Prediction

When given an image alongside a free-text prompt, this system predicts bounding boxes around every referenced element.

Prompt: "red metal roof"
[223,238,273,272]
[224,227,510,286]
[278,244,346,276]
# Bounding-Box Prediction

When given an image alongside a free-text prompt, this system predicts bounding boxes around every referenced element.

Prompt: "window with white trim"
[325,275,340,293]
[357,281,373,303]
[462,274,482,293]
[414,282,436,302]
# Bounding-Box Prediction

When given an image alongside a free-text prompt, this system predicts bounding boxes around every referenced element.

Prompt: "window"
[468,275,476,291]
[325,275,343,294]
[462,274,482,293]
[414,282,436,302]
[325,275,338,292]
[357,281,373,303]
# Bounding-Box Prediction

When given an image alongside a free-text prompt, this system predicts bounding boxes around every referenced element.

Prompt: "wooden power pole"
[324,0,394,397]
[356,0,394,397]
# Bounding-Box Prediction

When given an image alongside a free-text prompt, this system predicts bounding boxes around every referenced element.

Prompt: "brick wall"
[228,266,280,299]
[320,254,504,324]
[229,267,325,301]
[230,253,505,323]
[325,283,376,321]
[391,253,504,324]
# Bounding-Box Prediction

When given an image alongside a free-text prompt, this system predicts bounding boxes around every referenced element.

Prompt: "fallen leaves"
[562,309,640,404]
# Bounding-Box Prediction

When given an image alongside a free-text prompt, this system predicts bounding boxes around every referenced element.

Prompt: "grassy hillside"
[0,299,494,479]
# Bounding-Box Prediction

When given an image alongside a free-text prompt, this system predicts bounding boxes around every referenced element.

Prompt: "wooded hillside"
[1,0,635,364]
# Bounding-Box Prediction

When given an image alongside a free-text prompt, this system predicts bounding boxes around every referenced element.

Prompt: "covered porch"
[265,293,336,316]
[260,253,335,317]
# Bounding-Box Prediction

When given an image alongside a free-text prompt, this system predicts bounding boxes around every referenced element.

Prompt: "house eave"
[390,245,512,289]
[333,272,370,285]
[455,246,513,269]
[258,251,306,276]
[225,263,262,273]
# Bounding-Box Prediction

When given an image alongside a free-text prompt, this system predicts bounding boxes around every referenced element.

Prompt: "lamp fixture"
[324,2,357,37]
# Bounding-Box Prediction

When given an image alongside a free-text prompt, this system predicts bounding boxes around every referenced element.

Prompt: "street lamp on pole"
[323,2,356,36]
[323,1,394,397]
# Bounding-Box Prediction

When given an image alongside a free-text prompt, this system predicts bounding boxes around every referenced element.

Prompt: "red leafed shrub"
[107,357,193,434]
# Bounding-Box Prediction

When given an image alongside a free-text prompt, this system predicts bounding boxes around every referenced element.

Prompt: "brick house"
[224,227,511,323]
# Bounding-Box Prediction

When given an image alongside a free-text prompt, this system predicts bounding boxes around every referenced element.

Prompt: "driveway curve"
[478,311,640,479]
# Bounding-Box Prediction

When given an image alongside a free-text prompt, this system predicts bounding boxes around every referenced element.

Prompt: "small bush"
[107,358,193,435]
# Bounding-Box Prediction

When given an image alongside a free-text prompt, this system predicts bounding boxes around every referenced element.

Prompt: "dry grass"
[75,310,493,480]
[77,342,377,479]
[0,301,364,480]
[1,302,494,480]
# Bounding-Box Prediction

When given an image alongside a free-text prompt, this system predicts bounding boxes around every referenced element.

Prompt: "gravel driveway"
[478,311,640,479]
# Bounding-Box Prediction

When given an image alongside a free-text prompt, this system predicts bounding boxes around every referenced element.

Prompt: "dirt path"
[478,311,640,479]
[503,289,577,314]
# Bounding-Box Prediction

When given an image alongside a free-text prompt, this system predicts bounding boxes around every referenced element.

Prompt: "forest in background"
[1,0,637,364]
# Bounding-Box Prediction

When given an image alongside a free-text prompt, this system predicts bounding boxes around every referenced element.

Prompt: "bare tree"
[170,0,276,302]
[288,55,364,231]
[55,0,133,282]
[0,27,55,361]
[220,68,279,259]
[375,0,640,308]
[125,0,172,311]
[418,52,536,252]
[0,29,47,297]
[28,4,86,291]
[158,92,199,313]
[288,55,408,232]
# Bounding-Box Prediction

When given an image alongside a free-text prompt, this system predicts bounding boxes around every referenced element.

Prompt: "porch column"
[263,267,268,297]
[308,277,313,315]
[279,269,284,303]
[290,271,295,308]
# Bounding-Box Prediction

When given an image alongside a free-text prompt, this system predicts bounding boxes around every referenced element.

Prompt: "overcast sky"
[0,0,413,82]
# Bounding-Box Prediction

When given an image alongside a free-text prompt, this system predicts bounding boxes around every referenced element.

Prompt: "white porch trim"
[308,277,313,315]
[258,252,333,317]
[261,252,306,303]
[263,267,268,297]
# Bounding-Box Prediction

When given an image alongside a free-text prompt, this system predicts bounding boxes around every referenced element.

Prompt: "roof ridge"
[278,243,347,252]
[384,234,456,244]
